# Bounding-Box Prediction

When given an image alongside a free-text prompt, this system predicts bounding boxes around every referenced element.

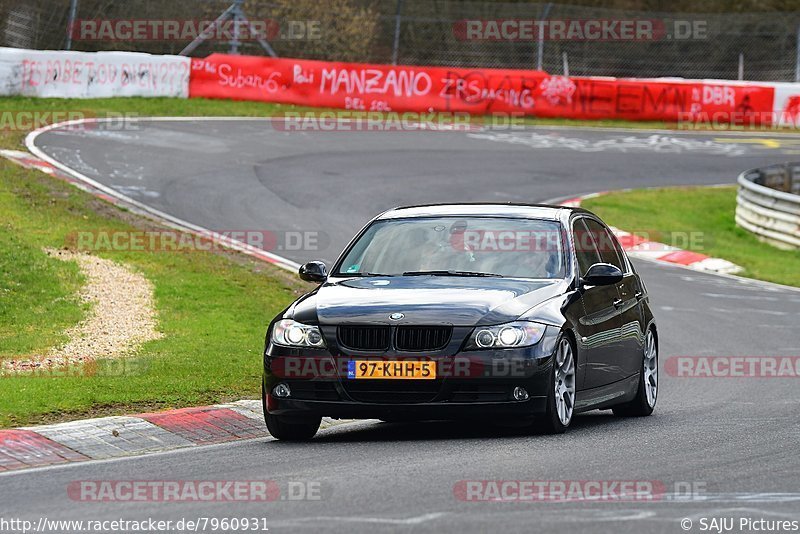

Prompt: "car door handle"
[612,298,623,309]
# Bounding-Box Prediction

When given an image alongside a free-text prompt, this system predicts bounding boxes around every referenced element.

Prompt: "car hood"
[291,276,566,326]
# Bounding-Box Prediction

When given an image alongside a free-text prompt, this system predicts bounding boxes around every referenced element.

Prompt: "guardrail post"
[784,163,792,193]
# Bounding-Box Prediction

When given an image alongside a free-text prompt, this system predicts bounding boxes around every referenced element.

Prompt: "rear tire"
[538,334,576,434]
[613,328,658,417]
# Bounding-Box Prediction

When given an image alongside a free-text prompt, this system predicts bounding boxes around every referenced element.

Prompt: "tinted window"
[572,218,601,275]
[336,217,566,279]
[584,219,624,270]
[608,231,630,273]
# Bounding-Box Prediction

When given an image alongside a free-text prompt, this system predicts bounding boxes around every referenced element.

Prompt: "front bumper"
[262,326,559,421]
[264,396,548,420]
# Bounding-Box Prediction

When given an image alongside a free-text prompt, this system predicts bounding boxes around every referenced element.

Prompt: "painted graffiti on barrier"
[189,55,779,125]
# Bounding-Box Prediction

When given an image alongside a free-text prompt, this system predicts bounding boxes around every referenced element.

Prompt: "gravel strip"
[3,250,163,373]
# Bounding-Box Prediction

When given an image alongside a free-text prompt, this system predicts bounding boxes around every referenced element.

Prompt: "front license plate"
[348,360,436,380]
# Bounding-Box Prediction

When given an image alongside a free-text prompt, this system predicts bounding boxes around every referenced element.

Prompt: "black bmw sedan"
[262,204,658,440]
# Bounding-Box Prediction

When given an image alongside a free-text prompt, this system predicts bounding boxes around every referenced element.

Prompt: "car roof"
[376,203,592,221]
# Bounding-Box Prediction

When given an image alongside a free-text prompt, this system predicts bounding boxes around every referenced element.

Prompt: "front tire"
[613,328,658,417]
[538,334,576,434]
[262,383,321,441]
[265,412,321,441]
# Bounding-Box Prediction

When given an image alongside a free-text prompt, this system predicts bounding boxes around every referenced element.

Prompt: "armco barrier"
[189,54,792,125]
[0,47,190,98]
[736,163,800,250]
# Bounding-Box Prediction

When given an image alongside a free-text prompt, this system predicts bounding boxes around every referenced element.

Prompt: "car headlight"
[272,319,327,348]
[465,321,546,350]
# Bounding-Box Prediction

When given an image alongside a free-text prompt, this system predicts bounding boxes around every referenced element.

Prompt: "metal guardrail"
[736,162,800,250]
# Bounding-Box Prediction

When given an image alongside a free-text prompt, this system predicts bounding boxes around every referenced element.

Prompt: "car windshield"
[336,216,566,279]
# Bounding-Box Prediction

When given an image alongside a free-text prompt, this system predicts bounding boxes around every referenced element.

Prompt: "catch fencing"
[2,0,800,81]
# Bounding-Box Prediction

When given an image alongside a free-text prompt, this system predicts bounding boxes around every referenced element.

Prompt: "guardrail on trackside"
[736,162,800,250]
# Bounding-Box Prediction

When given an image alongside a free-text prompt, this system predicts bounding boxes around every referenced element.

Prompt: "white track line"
[25,117,300,272]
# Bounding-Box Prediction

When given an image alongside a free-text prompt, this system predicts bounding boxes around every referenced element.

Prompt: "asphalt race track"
[3,121,800,533]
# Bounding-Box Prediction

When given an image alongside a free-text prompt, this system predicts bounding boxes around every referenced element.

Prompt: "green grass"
[582,186,800,287]
[0,227,87,356]
[0,102,316,426]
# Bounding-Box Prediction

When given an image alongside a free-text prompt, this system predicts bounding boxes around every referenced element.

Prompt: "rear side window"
[584,219,624,271]
[572,218,601,275]
[608,230,630,273]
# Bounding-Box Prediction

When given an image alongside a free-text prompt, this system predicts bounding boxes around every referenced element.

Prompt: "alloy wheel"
[643,330,658,408]
[554,338,576,426]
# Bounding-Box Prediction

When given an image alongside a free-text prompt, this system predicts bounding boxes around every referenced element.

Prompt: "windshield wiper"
[343,272,393,277]
[402,270,502,277]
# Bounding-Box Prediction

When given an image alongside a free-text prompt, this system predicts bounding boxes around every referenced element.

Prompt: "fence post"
[391,0,404,65]
[562,51,569,76]
[180,0,276,57]
[536,2,553,71]
[65,0,79,50]
[796,24,800,82]
[230,0,244,55]
[738,52,744,81]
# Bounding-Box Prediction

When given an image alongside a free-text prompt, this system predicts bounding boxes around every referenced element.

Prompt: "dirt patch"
[2,250,163,373]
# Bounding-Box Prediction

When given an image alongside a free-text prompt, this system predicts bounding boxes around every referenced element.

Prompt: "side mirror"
[299,261,328,283]
[581,263,623,287]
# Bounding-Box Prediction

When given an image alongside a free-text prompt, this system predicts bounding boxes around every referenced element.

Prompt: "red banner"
[189,54,776,125]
